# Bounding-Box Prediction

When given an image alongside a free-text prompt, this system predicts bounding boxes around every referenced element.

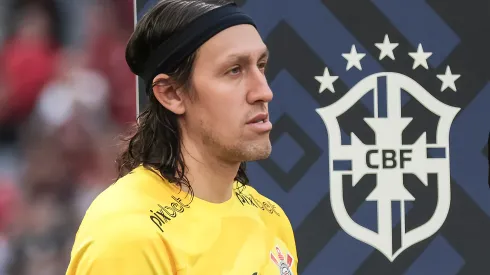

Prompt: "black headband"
[141,3,256,92]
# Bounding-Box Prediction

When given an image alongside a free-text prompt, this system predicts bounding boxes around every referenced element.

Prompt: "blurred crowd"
[0,0,136,274]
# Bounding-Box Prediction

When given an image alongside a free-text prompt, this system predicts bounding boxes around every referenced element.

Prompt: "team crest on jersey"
[315,36,460,261]
[270,246,294,275]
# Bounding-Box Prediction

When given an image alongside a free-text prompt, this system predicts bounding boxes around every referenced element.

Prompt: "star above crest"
[437,66,461,92]
[408,44,433,70]
[342,45,366,71]
[316,38,461,95]
[315,67,338,93]
[375,34,399,61]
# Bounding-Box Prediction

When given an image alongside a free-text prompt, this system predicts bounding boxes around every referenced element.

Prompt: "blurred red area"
[0,0,136,274]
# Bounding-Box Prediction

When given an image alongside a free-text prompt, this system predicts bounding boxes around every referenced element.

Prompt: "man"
[66,0,298,274]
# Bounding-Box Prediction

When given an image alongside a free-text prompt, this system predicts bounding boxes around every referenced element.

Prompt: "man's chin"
[248,152,271,162]
[245,143,272,161]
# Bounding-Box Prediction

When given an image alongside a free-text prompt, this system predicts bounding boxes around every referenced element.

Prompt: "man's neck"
[180,141,240,204]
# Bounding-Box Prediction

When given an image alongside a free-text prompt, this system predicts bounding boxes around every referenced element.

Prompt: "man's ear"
[152,74,185,115]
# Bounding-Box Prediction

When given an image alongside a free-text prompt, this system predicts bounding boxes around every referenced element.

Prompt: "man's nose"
[246,70,273,104]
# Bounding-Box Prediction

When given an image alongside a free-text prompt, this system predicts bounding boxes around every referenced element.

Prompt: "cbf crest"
[315,35,460,261]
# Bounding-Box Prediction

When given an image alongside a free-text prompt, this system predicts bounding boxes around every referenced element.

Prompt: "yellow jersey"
[66,166,298,275]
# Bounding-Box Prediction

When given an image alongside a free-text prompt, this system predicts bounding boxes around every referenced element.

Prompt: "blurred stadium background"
[0,0,135,274]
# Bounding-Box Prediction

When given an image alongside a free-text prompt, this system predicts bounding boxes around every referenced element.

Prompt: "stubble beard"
[200,125,272,163]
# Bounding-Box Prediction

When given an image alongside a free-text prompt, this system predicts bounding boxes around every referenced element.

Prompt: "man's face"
[182,24,273,163]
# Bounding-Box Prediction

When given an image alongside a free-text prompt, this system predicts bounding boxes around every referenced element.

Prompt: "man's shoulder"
[234,183,296,249]
[70,204,162,260]
[85,166,172,213]
[71,168,171,255]
[233,183,288,220]
[77,166,180,233]
[67,208,174,274]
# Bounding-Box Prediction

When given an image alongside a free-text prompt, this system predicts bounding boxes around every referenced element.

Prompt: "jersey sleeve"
[66,215,178,275]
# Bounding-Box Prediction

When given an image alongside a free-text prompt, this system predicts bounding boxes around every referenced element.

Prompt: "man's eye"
[258,62,267,72]
[229,66,241,75]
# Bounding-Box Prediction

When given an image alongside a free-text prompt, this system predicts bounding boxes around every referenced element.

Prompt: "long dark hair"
[117,0,249,195]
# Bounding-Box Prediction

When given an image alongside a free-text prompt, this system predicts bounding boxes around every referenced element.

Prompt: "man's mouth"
[247,113,268,124]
